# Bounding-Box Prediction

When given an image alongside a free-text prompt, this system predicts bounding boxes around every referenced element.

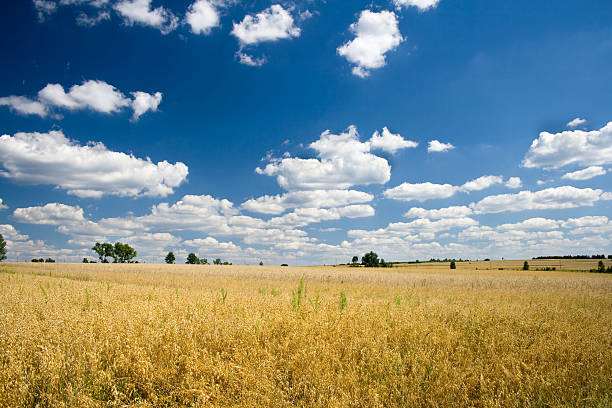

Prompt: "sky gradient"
[1,0,611,264]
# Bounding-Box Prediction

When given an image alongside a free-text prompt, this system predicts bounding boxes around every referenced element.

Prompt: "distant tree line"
[182,252,231,265]
[348,252,392,268]
[533,254,610,260]
[31,258,55,263]
[92,242,137,263]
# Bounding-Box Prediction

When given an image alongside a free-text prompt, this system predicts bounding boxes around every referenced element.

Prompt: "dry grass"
[0,261,611,407]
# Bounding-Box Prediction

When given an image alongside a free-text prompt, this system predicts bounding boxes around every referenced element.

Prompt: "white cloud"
[13,203,87,225]
[369,127,418,154]
[236,52,266,67]
[567,117,586,128]
[0,80,162,120]
[523,122,612,169]
[470,186,609,214]
[0,224,29,241]
[404,206,473,219]
[384,182,457,202]
[256,126,391,190]
[505,177,522,189]
[561,166,606,181]
[461,175,503,192]
[394,0,440,11]
[33,0,57,21]
[40,80,130,113]
[231,4,300,46]
[185,0,221,35]
[131,91,162,121]
[427,139,454,152]
[0,199,6,210]
[114,0,178,34]
[0,130,188,198]
[267,205,375,228]
[0,96,48,117]
[241,189,373,215]
[384,175,506,202]
[76,10,111,26]
[497,218,560,232]
[337,10,403,77]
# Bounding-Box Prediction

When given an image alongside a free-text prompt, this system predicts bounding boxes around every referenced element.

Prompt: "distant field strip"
[0,262,611,407]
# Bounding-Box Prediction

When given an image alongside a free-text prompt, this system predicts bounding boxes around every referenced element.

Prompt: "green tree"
[351,255,359,264]
[523,261,530,270]
[165,251,176,264]
[450,260,456,269]
[213,258,222,265]
[597,260,606,273]
[45,258,55,263]
[259,261,264,266]
[82,258,89,263]
[112,242,137,263]
[200,258,208,265]
[361,251,379,268]
[92,242,114,263]
[186,253,200,264]
[0,234,6,262]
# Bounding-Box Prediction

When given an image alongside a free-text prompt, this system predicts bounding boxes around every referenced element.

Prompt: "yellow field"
[0,261,611,407]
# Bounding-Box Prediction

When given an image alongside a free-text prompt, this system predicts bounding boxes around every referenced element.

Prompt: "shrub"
[523,261,530,271]
[450,260,456,269]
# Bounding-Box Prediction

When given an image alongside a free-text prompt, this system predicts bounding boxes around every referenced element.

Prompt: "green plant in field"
[339,291,347,311]
[292,276,305,315]
[450,260,456,269]
[308,295,320,313]
[220,288,227,303]
[83,288,90,311]
[523,261,530,270]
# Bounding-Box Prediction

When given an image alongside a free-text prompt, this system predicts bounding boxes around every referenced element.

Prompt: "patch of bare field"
[0,262,610,407]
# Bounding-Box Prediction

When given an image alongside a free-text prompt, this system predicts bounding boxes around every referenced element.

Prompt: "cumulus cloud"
[185,0,221,35]
[561,166,606,181]
[131,91,162,120]
[267,205,375,228]
[256,126,392,190]
[0,96,48,117]
[114,0,178,34]
[369,127,418,154]
[241,189,373,215]
[427,139,455,152]
[566,117,586,128]
[523,122,612,169]
[470,186,610,214]
[0,130,188,198]
[232,4,299,45]
[0,224,29,241]
[461,175,503,192]
[505,177,522,189]
[13,203,87,225]
[404,206,473,219]
[0,80,162,121]
[337,10,403,77]
[0,199,6,210]
[384,175,505,202]
[384,182,457,202]
[394,0,440,11]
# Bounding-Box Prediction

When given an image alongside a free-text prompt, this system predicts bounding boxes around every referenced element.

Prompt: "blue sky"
[0,0,611,264]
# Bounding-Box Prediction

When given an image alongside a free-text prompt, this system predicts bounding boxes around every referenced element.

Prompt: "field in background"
[0,261,611,407]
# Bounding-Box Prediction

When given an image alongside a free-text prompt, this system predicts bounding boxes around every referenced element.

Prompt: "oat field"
[0,261,611,407]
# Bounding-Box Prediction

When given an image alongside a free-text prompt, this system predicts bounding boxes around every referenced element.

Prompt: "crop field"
[0,261,611,407]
